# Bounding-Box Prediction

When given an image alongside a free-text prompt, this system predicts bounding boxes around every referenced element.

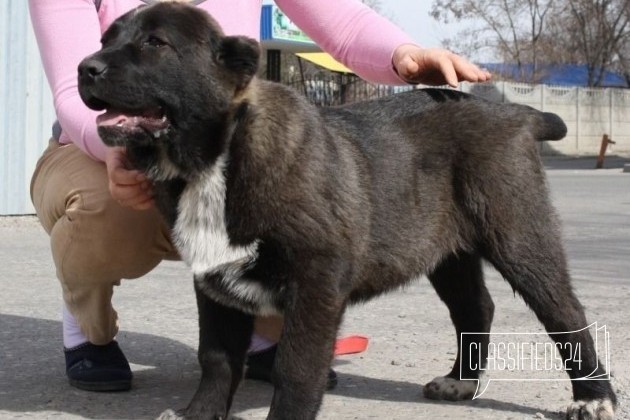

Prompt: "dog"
[77,3,616,419]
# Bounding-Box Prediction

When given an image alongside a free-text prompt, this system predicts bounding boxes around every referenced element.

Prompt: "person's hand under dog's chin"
[105,147,155,210]
[393,44,491,88]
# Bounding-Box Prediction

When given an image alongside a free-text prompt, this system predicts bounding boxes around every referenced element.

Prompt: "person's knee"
[52,192,169,285]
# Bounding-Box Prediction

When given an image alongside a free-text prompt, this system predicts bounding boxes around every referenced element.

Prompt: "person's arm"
[275,0,490,86]
[276,0,411,85]
[28,0,108,161]
[29,0,153,209]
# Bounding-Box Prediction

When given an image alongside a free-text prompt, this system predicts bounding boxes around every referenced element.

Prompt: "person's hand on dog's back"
[393,44,491,88]
[105,147,154,210]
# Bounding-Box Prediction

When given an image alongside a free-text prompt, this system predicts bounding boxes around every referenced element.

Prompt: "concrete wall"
[463,82,630,156]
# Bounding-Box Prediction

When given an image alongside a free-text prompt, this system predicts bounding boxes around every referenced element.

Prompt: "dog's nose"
[78,58,108,81]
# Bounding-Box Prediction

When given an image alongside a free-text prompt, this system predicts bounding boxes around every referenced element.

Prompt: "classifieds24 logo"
[462,323,611,398]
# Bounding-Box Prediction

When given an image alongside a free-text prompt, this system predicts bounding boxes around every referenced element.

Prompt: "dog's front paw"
[423,376,476,401]
[157,407,228,420]
[566,399,615,420]
[156,408,186,420]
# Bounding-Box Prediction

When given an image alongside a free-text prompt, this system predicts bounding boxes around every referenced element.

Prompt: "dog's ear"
[218,36,260,89]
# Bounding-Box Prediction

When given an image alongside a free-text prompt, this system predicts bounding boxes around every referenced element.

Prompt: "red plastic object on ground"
[334,335,369,356]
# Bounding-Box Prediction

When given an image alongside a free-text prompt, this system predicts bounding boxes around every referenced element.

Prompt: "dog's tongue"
[96,110,129,127]
[96,109,168,131]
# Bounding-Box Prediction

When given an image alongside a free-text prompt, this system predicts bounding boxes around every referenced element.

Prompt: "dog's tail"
[535,112,567,141]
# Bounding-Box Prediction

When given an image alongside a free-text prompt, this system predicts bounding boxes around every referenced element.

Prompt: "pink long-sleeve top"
[28,0,416,162]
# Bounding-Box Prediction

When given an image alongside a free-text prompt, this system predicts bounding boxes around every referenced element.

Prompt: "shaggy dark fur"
[77,3,616,419]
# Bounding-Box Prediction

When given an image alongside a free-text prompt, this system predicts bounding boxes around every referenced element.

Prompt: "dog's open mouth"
[96,107,170,136]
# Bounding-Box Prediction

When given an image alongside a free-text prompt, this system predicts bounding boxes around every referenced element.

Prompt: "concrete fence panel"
[542,86,580,154]
[611,90,630,154]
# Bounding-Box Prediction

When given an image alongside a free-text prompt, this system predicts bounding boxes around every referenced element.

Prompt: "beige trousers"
[30,140,283,345]
[30,140,179,344]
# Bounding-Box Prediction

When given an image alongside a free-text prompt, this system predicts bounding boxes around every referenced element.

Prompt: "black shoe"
[64,341,132,392]
[245,345,338,390]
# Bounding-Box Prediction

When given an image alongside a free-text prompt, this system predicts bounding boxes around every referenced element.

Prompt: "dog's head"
[78,2,260,179]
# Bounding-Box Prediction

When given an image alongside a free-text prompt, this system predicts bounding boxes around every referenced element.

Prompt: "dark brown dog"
[77,3,616,419]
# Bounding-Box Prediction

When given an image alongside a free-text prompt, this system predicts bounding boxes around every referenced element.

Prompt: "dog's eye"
[143,35,166,48]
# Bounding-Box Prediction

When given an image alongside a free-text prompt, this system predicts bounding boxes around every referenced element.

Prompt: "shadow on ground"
[1,314,563,419]
[0,314,201,419]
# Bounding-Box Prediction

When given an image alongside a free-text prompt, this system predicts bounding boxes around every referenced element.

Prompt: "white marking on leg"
[423,376,477,401]
[566,398,615,420]
[156,409,185,420]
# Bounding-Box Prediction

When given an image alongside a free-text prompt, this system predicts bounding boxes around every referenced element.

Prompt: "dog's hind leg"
[164,285,254,420]
[481,203,616,419]
[423,252,494,401]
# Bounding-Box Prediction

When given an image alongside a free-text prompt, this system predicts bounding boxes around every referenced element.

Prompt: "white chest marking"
[173,155,258,275]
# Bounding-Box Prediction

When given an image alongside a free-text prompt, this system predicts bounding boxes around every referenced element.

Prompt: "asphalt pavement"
[1,156,629,419]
